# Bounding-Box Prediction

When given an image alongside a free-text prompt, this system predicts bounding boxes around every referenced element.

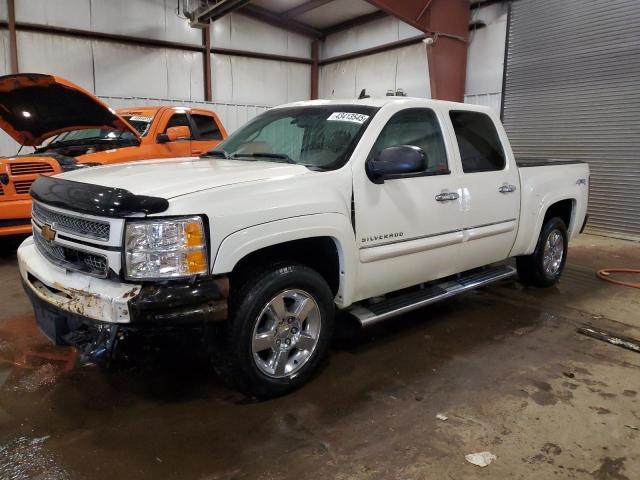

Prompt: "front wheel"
[516,217,568,287]
[213,263,335,398]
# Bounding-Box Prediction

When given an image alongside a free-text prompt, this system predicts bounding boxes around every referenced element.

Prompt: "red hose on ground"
[596,268,640,289]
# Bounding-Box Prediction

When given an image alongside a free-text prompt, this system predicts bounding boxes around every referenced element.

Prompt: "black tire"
[516,217,568,287]
[213,262,335,398]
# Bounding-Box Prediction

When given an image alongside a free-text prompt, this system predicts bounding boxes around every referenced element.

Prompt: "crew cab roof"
[275,97,494,114]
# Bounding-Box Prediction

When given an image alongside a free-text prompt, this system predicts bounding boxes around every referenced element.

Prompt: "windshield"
[120,114,154,136]
[40,128,138,147]
[212,105,378,170]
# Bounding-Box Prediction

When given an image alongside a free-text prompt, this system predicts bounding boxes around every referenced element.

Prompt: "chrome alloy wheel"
[543,229,564,276]
[251,289,322,378]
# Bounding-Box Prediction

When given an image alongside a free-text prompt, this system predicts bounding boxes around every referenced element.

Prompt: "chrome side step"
[348,265,517,327]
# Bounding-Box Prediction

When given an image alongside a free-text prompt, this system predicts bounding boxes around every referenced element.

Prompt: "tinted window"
[164,113,191,135]
[192,114,223,140]
[369,108,448,174]
[449,111,505,173]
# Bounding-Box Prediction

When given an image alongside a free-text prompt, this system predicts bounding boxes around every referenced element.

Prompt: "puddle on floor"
[0,314,78,394]
[0,435,69,480]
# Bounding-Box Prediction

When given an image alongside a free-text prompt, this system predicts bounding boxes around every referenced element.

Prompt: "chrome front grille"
[33,226,109,278]
[32,202,110,241]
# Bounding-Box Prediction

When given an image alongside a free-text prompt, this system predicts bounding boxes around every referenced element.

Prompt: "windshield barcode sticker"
[128,116,152,122]
[327,112,370,124]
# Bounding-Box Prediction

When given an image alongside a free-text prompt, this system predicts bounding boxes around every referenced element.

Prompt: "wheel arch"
[212,213,358,307]
[511,195,577,257]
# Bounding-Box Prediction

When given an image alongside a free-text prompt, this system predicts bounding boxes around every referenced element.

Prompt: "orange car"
[0,73,227,236]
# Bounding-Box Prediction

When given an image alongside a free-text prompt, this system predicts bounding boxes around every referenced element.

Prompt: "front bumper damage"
[18,237,228,363]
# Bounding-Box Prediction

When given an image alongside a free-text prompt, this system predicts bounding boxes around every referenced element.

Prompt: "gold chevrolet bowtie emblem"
[41,224,56,241]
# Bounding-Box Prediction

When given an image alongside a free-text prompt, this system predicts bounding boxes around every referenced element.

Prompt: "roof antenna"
[358,88,370,99]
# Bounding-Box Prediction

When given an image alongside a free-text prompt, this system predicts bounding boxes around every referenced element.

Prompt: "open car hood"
[0,73,140,146]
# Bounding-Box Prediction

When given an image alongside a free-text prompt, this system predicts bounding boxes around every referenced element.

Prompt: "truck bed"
[516,158,586,168]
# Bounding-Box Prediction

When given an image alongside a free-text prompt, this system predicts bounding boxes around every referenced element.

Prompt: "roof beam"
[322,10,388,36]
[283,0,334,19]
[187,0,251,27]
[240,4,325,39]
[364,0,469,37]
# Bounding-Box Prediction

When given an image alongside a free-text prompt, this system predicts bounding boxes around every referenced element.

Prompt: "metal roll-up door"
[502,0,640,239]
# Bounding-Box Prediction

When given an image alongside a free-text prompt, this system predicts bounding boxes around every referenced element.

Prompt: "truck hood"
[0,73,140,146]
[59,157,312,199]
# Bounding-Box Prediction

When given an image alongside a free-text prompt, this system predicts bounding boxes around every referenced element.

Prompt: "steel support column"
[7,0,18,74]
[310,40,319,99]
[365,0,469,102]
[203,25,212,101]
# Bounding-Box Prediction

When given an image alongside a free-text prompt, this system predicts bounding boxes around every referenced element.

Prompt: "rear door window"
[449,111,505,173]
[192,114,223,140]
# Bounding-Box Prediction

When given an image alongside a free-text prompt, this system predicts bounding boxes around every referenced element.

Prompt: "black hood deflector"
[30,176,169,218]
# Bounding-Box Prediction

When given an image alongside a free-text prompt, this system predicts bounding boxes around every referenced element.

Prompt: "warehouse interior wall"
[319,16,430,100]
[210,12,312,105]
[0,0,313,156]
[464,2,508,112]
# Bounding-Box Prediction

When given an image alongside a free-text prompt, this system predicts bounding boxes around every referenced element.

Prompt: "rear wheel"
[213,262,334,398]
[516,217,568,287]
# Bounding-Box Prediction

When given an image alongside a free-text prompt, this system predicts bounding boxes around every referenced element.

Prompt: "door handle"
[498,184,517,194]
[435,191,460,202]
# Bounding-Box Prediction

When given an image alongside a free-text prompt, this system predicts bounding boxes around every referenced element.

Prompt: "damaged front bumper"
[18,237,228,360]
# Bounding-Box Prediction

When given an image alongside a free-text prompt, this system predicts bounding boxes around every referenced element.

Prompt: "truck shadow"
[0,234,28,259]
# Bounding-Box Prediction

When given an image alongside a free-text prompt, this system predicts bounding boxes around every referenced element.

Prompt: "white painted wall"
[7,2,312,106]
[16,0,202,45]
[0,1,312,155]
[320,43,430,100]
[211,54,310,105]
[321,15,423,59]
[212,13,312,58]
[464,3,508,112]
[208,13,312,105]
[319,16,429,100]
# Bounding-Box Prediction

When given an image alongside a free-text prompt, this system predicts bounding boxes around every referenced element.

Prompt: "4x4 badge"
[41,224,56,242]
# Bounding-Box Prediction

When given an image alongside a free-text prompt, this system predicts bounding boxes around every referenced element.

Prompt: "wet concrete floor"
[0,233,639,479]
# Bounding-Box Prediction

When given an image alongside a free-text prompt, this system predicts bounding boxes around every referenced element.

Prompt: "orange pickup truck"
[0,73,227,236]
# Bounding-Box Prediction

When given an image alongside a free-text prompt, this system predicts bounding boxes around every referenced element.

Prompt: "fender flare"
[212,213,358,307]
[517,194,576,256]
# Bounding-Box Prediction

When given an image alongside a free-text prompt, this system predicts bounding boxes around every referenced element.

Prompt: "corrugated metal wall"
[464,92,501,113]
[503,0,640,239]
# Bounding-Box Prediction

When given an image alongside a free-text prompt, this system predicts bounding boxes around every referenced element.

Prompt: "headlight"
[124,216,208,280]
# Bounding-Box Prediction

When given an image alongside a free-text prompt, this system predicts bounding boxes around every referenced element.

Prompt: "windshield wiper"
[201,150,229,159]
[230,152,296,164]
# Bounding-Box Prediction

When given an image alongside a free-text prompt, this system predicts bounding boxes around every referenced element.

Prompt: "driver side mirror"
[366,145,427,184]
[157,125,190,144]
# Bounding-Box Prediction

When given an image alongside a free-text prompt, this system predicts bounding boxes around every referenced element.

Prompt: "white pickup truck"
[18,97,589,397]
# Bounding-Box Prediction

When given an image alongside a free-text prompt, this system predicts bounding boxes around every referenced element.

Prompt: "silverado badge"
[41,224,56,242]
